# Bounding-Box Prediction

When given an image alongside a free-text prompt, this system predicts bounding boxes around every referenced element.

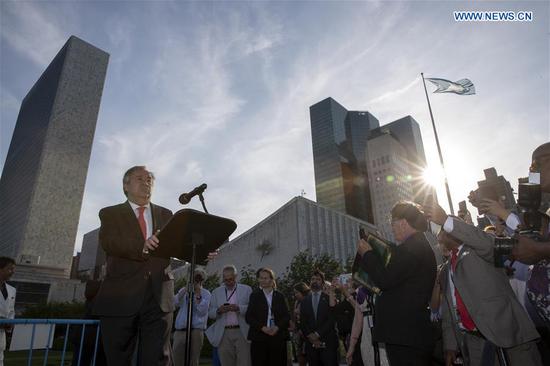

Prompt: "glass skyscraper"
[375,115,435,205]
[309,97,379,223]
[310,98,435,228]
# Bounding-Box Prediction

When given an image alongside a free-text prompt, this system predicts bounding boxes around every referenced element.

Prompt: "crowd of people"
[25,140,547,366]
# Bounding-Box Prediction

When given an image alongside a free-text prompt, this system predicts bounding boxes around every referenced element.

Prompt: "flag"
[425,77,475,95]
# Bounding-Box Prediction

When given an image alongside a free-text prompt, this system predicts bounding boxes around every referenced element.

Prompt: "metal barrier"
[0,318,100,366]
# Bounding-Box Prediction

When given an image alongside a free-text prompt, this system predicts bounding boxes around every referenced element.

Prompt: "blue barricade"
[0,318,100,366]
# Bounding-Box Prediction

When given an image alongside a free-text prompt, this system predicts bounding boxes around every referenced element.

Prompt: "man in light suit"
[0,257,16,366]
[206,265,252,366]
[425,203,542,366]
[93,166,174,366]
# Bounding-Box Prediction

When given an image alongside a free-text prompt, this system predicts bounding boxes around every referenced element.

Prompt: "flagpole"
[421,72,455,215]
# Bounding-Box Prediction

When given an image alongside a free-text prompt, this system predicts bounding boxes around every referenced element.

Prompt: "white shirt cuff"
[505,213,521,231]
[443,216,454,233]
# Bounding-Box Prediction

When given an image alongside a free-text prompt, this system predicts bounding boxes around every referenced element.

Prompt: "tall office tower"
[376,116,435,205]
[310,97,379,223]
[0,36,109,285]
[367,131,415,241]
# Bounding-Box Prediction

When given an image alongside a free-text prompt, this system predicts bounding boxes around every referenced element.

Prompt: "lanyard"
[225,287,237,302]
[264,290,274,327]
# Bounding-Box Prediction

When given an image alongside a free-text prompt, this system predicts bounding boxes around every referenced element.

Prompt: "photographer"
[356,201,436,366]
[473,142,550,326]
[514,143,550,326]
[424,203,542,366]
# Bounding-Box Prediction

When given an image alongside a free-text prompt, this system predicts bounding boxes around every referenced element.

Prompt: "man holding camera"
[473,142,550,326]
[512,143,550,325]
[424,203,542,366]
[357,201,436,366]
[173,268,211,366]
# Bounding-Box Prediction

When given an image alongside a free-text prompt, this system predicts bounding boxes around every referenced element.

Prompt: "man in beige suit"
[0,257,16,366]
[206,265,252,366]
[425,204,542,366]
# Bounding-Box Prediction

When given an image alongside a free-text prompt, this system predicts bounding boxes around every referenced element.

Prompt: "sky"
[1,0,549,254]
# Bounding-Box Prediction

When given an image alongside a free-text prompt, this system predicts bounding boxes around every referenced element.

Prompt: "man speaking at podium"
[93,166,174,366]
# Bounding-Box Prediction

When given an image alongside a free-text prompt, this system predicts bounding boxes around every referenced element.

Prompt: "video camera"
[470,168,515,215]
[493,173,543,267]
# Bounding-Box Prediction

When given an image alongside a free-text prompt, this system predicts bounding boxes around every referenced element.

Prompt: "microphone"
[179,183,207,204]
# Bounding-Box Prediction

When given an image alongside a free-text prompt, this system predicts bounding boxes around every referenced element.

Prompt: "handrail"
[0,319,99,325]
[0,318,101,366]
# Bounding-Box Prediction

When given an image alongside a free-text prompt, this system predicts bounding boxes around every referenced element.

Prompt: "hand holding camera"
[423,201,448,226]
[477,198,510,222]
[511,235,547,264]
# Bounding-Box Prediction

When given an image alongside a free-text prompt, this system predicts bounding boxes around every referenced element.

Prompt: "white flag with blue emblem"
[425,78,475,95]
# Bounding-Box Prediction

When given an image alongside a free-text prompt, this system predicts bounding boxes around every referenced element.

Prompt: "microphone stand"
[198,193,208,214]
[184,193,208,366]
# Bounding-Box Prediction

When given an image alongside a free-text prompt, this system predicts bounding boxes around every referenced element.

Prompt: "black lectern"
[153,208,236,262]
[152,208,237,366]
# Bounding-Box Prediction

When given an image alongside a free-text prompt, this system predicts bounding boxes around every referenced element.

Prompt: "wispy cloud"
[1,1,547,253]
[367,77,420,105]
[0,86,19,111]
[0,2,66,66]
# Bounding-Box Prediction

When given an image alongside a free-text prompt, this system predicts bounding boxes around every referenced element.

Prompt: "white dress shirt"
[263,289,274,327]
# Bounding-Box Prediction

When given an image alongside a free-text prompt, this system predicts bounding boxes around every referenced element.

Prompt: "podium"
[153,208,236,262]
[153,209,237,366]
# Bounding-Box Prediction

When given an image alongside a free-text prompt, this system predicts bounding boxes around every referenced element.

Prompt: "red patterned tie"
[137,206,147,240]
[451,249,476,331]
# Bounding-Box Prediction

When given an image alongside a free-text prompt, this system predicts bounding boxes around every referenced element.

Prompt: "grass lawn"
[5,351,214,366]
[5,350,73,365]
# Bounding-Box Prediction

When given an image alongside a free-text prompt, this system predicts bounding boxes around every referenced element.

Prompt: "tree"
[203,273,221,292]
[174,276,187,292]
[239,265,258,289]
[277,251,343,303]
[344,254,355,273]
[20,301,85,319]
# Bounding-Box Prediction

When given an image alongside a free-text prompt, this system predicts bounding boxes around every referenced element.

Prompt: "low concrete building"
[206,196,378,277]
[78,228,106,280]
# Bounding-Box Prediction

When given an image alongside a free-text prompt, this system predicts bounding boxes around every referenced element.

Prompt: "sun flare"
[422,165,445,187]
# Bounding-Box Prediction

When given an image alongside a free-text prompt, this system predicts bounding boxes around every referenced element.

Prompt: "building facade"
[77,228,106,280]
[310,98,435,239]
[367,132,415,241]
[375,115,434,205]
[0,36,109,305]
[310,97,379,223]
[206,196,377,277]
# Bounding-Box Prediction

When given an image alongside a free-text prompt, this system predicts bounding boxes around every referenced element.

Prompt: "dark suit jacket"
[93,201,174,316]
[299,291,338,346]
[361,231,436,349]
[245,289,290,342]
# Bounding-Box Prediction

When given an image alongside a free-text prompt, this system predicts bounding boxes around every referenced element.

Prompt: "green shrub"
[20,301,86,319]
